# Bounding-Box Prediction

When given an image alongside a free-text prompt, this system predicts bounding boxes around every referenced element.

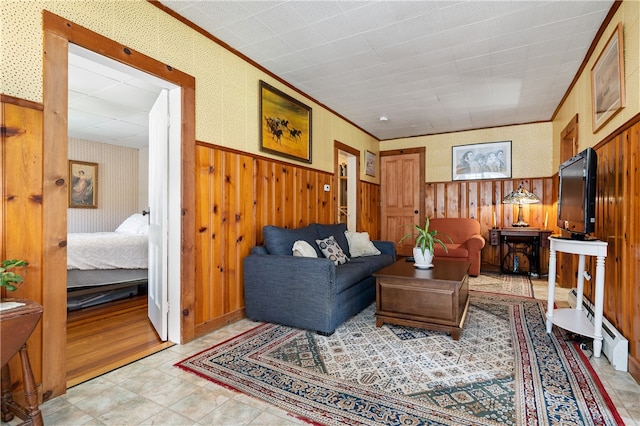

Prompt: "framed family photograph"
[452,141,511,181]
[591,22,625,133]
[259,80,312,163]
[365,150,376,177]
[69,160,98,208]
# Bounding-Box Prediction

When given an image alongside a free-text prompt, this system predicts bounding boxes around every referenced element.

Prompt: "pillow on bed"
[115,213,149,235]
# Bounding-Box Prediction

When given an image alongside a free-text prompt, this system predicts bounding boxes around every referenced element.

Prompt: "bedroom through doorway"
[65,44,178,386]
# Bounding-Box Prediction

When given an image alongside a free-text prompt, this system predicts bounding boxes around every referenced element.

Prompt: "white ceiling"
[68,45,167,149]
[69,0,614,146]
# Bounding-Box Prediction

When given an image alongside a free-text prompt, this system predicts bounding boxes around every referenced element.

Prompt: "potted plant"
[1,259,28,292]
[399,218,450,268]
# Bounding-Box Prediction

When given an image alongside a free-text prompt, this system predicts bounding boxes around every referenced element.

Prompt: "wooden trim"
[378,120,550,141]
[334,141,361,228]
[380,147,425,156]
[180,87,196,344]
[560,114,579,139]
[560,114,579,164]
[0,95,43,111]
[197,140,333,177]
[594,112,640,150]
[42,26,69,401]
[43,11,194,89]
[194,310,245,338]
[147,1,377,141]
[43,11,197,398]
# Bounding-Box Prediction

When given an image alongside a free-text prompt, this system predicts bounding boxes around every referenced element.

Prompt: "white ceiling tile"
[74,0,615,143]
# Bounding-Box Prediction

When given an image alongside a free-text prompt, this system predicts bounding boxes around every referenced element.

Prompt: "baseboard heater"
[567,289,628,371]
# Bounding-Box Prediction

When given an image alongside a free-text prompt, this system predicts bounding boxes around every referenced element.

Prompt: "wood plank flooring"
[66,295,173,388]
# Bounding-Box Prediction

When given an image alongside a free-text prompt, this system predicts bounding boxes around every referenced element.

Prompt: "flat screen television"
[557,147,597,239]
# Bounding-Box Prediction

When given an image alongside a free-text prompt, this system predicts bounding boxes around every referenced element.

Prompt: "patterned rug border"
[176,292,623,426]
[468,272,534,298]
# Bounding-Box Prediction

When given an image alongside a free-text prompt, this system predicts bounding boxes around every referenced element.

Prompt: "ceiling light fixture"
[379,116,389,122]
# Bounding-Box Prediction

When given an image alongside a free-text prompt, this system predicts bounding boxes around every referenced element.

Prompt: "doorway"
[380,148,425,256]
[43,11,196,397]
[561,114,579,163]
[65,45,181,386]
[334,141,360,230]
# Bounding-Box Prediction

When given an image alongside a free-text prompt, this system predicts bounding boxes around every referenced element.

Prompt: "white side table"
[546,237,607,357]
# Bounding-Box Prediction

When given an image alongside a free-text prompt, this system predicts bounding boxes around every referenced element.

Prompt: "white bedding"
[67,232,148,270]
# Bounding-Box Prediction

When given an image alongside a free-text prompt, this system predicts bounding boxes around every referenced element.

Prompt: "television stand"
[545,237,607,358]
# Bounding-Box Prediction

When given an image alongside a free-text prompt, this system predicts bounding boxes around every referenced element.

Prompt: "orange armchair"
[429,218,485,276]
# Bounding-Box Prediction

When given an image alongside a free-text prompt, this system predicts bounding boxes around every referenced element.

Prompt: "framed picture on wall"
[259,80,312,163]
[365,150,376,176]
[452,141,511,181]
[69,160,98,208]
[591,22,625,133]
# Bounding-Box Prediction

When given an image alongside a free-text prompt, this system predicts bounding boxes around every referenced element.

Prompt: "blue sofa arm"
[372,240,397,261]
[243,253,339,333]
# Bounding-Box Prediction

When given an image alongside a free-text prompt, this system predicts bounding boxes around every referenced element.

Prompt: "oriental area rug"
[468,272,533,297]
[176,291,621,425]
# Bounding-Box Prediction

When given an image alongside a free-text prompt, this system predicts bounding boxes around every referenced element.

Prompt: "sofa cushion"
[345,231,381,257]
[349,254,395,275]
[292,240,318,257]
[334,261,371,293]
[263,225,321,256]
[434,244,468,259]
[316,236,349,265]
[315,223,350,258]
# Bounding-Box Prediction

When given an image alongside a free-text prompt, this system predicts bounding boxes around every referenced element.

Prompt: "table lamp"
[502,185,539,227]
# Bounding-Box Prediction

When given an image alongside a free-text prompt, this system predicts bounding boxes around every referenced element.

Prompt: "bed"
[67,214,149,310]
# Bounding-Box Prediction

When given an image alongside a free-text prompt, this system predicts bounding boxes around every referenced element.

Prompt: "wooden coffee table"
[373,258,471,340]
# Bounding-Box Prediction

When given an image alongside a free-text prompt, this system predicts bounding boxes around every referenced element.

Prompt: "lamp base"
[511,221,530,227]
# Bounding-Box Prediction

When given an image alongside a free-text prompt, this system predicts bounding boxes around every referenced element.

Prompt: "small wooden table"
[1,299,43,426]
[374,259,471,340]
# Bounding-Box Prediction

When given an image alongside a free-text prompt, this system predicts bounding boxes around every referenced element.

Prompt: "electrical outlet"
[323,184,330,191]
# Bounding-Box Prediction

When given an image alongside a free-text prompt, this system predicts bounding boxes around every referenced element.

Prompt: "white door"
[148,89,169,340]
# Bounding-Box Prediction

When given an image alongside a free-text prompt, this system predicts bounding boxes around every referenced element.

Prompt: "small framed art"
[69,160,98,208]
[452,141,511,181]
[365,150,376,177]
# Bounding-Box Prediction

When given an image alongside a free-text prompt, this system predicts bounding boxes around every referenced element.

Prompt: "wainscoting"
[2,96,639,399]
[193,142,382,337]
[424,177,556,272]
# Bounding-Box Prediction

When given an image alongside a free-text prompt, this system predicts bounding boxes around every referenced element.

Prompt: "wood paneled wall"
[595,119,640,378]
[1,97,45,402]
[194,143,381,337]
[5,94,638,397]
[425,177,556,270]
[359,181,381,240]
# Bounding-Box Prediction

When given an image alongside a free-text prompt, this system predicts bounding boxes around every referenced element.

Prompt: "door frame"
[561,114,579,164]
[380,147,425,253]
[43,11,196,398]
[333,141,360,229]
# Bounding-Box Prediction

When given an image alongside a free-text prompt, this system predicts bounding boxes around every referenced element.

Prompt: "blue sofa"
[243,223,396,335]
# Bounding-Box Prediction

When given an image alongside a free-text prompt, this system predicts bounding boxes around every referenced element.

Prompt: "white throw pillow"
[115,213,149,235]
[292,240,318,258]
[345,231,381,257]
[315,236,349,265]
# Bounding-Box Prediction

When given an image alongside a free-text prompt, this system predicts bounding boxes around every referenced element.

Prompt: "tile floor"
[8,281,640,426]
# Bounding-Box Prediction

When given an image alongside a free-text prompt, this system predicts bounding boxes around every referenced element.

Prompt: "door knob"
[414,210,419,214]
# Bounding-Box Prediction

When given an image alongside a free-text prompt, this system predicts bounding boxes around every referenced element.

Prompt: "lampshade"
[502,185,539,227]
